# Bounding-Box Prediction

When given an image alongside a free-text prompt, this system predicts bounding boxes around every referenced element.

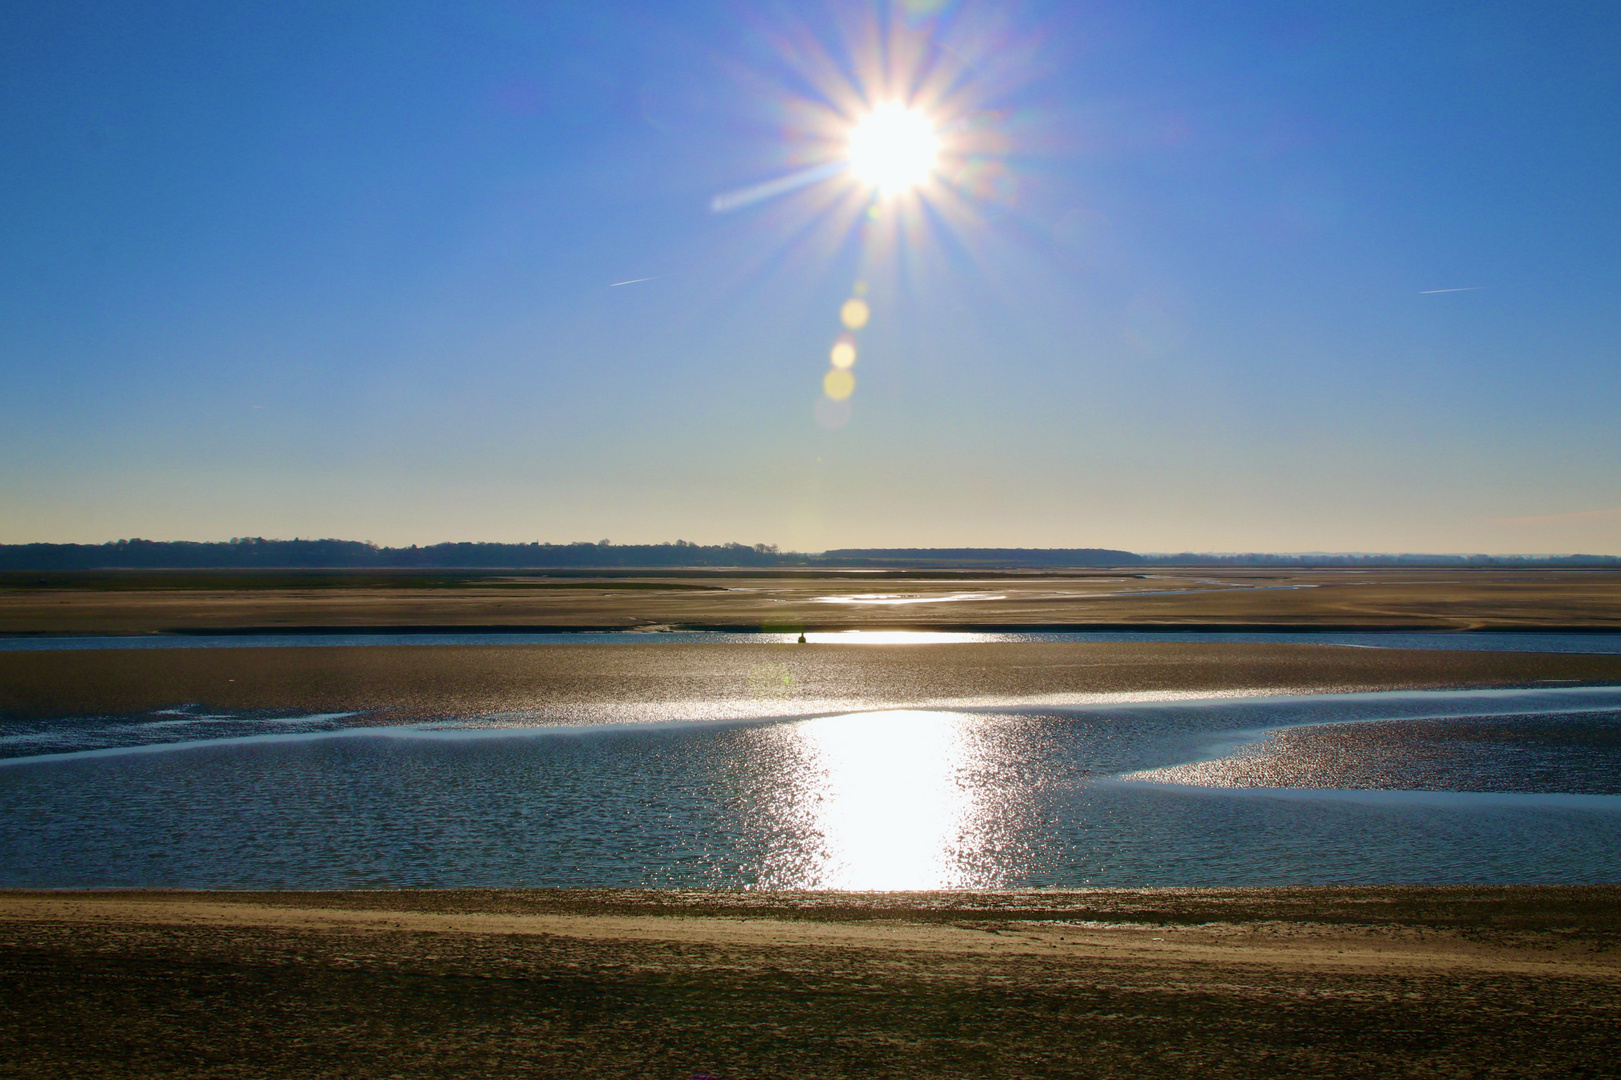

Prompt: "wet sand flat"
[1,887,1616,1078]
[7,581,1620,1077]
[4,567,1620,634]
[6,641,1621,720]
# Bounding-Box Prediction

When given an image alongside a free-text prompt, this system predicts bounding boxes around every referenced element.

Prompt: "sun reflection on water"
[802,629,998,643]
[753,710,1031,890]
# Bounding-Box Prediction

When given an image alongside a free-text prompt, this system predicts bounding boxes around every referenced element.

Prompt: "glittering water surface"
[6,629,1621,652]
[1126,711,1621,793]
[3,687,1620,890]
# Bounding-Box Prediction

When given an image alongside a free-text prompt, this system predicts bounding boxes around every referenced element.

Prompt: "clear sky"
[3,1,1618,554]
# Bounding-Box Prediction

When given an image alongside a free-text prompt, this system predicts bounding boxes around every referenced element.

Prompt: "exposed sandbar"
[5,640,1621,720]
[3,567,1620,634]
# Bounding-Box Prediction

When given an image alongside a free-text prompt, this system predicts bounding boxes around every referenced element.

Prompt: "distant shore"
[3,567,1619,635]
[3,886,1617,1078]
[10,620,1621,637]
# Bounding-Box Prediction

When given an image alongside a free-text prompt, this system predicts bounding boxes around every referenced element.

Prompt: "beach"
[7,640,1621,721]
[5,573,1620,1075]
[2,887,1617,1078]
[4,567,1620,635]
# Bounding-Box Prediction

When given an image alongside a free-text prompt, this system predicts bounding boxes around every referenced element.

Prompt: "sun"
[847,103,940,195]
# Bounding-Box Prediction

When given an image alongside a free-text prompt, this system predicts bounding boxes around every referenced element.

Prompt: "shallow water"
[3,687,1619,890]
[6,629,1621,653]
[1126,710,1621,793]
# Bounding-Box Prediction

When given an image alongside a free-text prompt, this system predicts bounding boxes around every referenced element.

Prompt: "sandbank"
[5,640,1621,721]
[2,887,1616,1077]
[3,567,1619,635]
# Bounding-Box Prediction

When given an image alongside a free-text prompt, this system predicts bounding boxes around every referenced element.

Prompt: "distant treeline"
[819,547,1140,567]
[1138,552,1621,568]
[0,538,1615,571]
[0,538,796,570]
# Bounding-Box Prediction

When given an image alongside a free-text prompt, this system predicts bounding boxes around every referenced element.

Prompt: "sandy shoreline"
[5,567,1620,635]
[2,887,1616,1077]
[6,640,1621,722]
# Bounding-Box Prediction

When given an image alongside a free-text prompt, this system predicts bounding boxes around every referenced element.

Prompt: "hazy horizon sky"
[4,2,1618,554]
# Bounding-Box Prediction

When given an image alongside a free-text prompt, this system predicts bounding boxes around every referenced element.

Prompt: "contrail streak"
[609,277,656,287]
[1419,287,1485,294]
[710,161,849,213]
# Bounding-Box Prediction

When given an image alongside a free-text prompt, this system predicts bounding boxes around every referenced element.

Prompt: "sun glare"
[703,11,1029,432]
[847,103,939,194]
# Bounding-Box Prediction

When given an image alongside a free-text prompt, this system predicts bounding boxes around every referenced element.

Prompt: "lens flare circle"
[823,369,856,400]
[847,103,939,194]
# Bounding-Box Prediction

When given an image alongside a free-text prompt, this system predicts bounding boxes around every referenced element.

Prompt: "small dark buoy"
[797,632,807,644]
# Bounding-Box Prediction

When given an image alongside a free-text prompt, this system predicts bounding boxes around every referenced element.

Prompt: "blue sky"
[3,1,1617,553]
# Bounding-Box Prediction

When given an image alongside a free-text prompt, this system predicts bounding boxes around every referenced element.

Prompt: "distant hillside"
[0,539,1614,571]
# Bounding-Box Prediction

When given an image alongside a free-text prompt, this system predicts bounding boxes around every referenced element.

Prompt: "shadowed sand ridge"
[1,888,1617,1078]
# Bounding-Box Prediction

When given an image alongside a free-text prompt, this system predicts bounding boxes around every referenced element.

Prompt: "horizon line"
[1,538,1617,562]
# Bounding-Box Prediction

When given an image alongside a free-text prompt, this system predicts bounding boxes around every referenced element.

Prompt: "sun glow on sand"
[847,103,940,194]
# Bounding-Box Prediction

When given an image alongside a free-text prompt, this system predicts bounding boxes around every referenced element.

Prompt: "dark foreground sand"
[7,641,1621,721]
[2,888,1617,1078]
